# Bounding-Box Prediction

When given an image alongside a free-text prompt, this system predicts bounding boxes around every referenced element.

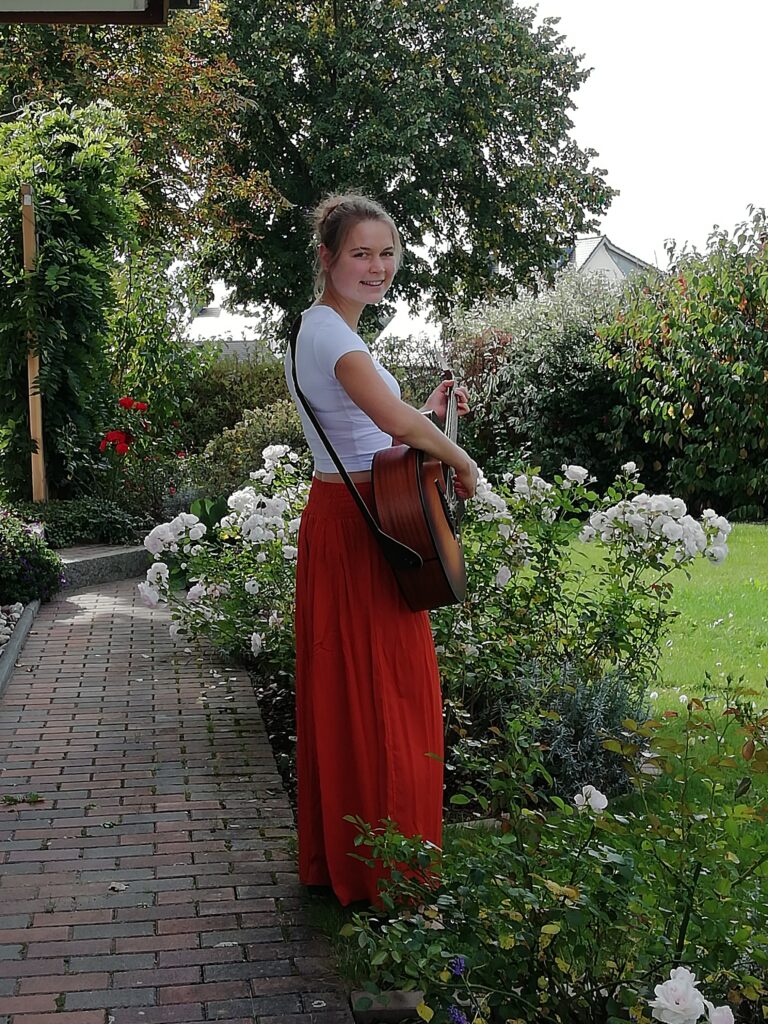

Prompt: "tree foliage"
[0,2,278,257]
[601,207,768,519]
[214,0,615,319]
[0,100,142,499]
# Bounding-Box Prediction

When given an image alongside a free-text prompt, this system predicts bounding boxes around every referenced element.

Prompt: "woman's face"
[321,219,397,306]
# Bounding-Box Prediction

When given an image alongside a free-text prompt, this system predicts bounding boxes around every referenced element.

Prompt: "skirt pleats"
[294,479,443,905]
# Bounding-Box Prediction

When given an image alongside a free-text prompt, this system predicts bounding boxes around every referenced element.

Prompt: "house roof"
[572,235,653,273]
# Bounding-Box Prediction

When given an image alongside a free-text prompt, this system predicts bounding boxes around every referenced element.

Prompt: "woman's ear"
[318,244,332,273]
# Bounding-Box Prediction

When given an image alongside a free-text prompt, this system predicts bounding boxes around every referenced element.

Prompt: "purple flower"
[449,955,466,977]
[448,1009,468,1024]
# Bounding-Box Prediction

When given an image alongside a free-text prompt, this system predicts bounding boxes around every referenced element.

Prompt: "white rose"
[648,967,705,1024]
[705,545,728,564]
[282,545,298,561]
[650,495,673,514]
[578,525,596,543]
[621,461,638,475]
[137,582,160,608]
[188,524,205,541]
[244,579,260,595]
[662,520,684,543]
[563,464,589,485]
[186,583,206,604]
[146,561,169,586]
[250,632,264,656]
[705,1002,734,1024]
[573,785,608,813]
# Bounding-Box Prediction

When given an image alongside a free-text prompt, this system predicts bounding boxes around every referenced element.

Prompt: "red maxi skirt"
[294,478,444,906]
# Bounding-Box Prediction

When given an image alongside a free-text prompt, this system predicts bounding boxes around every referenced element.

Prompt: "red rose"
[168,485,177,495]
[115,442,130,455]
[134,401,148,412]
[105,430,126,442]
[118,396,134,410]
[176,451,186,459]
[99,438,108,452]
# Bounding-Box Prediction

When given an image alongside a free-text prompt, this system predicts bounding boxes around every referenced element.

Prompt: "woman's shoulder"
[300,306,368,352]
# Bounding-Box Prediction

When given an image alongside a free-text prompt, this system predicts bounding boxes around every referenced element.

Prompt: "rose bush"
[140,446,734,802]
[97,395,193,520]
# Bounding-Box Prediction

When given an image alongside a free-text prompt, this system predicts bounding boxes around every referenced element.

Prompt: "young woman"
[285,192,478,906]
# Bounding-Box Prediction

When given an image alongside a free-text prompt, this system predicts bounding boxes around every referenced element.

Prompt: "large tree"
[0,2,278,255]
[213,0,615,320]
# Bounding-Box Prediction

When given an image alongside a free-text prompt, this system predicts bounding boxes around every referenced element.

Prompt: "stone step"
[58,543,150,590]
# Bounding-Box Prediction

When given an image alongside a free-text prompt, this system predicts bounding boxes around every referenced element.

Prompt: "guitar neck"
[442,370,459,445]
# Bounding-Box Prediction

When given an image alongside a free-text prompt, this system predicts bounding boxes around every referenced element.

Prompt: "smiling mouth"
[361,280,385,286]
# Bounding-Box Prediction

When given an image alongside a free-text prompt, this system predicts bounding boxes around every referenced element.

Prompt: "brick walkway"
[0,580,353,1024]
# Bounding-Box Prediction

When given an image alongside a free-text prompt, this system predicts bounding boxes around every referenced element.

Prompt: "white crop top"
[284,305,401,473]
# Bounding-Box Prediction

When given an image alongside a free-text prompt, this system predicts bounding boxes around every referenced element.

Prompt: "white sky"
[532,0,768,267]
[192,0,768,342]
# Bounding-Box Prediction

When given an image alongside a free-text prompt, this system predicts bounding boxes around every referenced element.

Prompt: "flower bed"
[135,447,767,1022]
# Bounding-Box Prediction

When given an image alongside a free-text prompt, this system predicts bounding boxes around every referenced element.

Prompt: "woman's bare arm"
[334,351,478,497]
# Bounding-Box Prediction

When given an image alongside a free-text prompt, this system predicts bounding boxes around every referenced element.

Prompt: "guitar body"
[371,444,467,612]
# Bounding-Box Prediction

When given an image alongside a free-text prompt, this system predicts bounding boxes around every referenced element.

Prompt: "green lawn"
[657,523,768,695]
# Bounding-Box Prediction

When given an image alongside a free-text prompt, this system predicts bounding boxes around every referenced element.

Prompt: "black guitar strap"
[288,316,423,571]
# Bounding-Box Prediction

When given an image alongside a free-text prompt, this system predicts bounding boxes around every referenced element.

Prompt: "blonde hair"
[311,192,402,297]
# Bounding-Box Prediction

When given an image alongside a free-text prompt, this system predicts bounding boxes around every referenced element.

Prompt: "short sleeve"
[311,320,369,380]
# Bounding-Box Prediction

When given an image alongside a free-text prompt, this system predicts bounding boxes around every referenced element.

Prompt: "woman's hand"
[453,457,478,500]
[421,379,470,423]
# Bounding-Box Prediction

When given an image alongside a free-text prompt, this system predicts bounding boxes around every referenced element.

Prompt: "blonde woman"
[285,192,477,905]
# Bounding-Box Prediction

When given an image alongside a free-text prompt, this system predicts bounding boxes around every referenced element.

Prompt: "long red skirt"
[294,479,444,906]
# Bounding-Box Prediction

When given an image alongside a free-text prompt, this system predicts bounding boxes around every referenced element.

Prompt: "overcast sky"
[533,0,768,267]
[194,0,768,340]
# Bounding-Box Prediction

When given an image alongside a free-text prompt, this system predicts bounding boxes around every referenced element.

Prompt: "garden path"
[0,579,353,1024]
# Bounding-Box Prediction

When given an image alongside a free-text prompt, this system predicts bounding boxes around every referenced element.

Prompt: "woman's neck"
[315,291,363,331]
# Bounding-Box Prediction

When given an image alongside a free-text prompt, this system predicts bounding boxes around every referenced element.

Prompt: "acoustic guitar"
[371,371,467,612]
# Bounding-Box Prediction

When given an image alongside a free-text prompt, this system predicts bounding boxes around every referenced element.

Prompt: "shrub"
[0,510,63,603]
[601,207,768,519]
[93,394,194,521]
[190,399,306,498]
[0,99,143,499]
[7,497,152,549]
[341,682,768,1024]
[183,350,289,452]
[446,267,623,481]
[107,245,221,435]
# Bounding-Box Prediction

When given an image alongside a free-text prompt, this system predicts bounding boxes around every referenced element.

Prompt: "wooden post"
[21,183,47,502]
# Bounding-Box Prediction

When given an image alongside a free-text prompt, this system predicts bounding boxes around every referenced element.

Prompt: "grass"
[658,523,768,694]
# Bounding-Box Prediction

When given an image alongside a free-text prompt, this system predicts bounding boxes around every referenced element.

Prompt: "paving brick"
[112,967,202,989]
[158,980,249,1004]
[207,994,302,1017]
[65,987,158,1010]
[17,972,109,994]
[110,1005,204,1024]
[4,1013,106,1024]
[0,579,353,1024]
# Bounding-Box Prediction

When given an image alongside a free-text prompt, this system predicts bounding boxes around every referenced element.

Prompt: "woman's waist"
[306,476,374,518]
[314,469,371,483]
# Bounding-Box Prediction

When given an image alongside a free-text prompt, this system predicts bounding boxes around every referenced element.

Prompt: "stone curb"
[0,598,40,699]
[60,545,151,590]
